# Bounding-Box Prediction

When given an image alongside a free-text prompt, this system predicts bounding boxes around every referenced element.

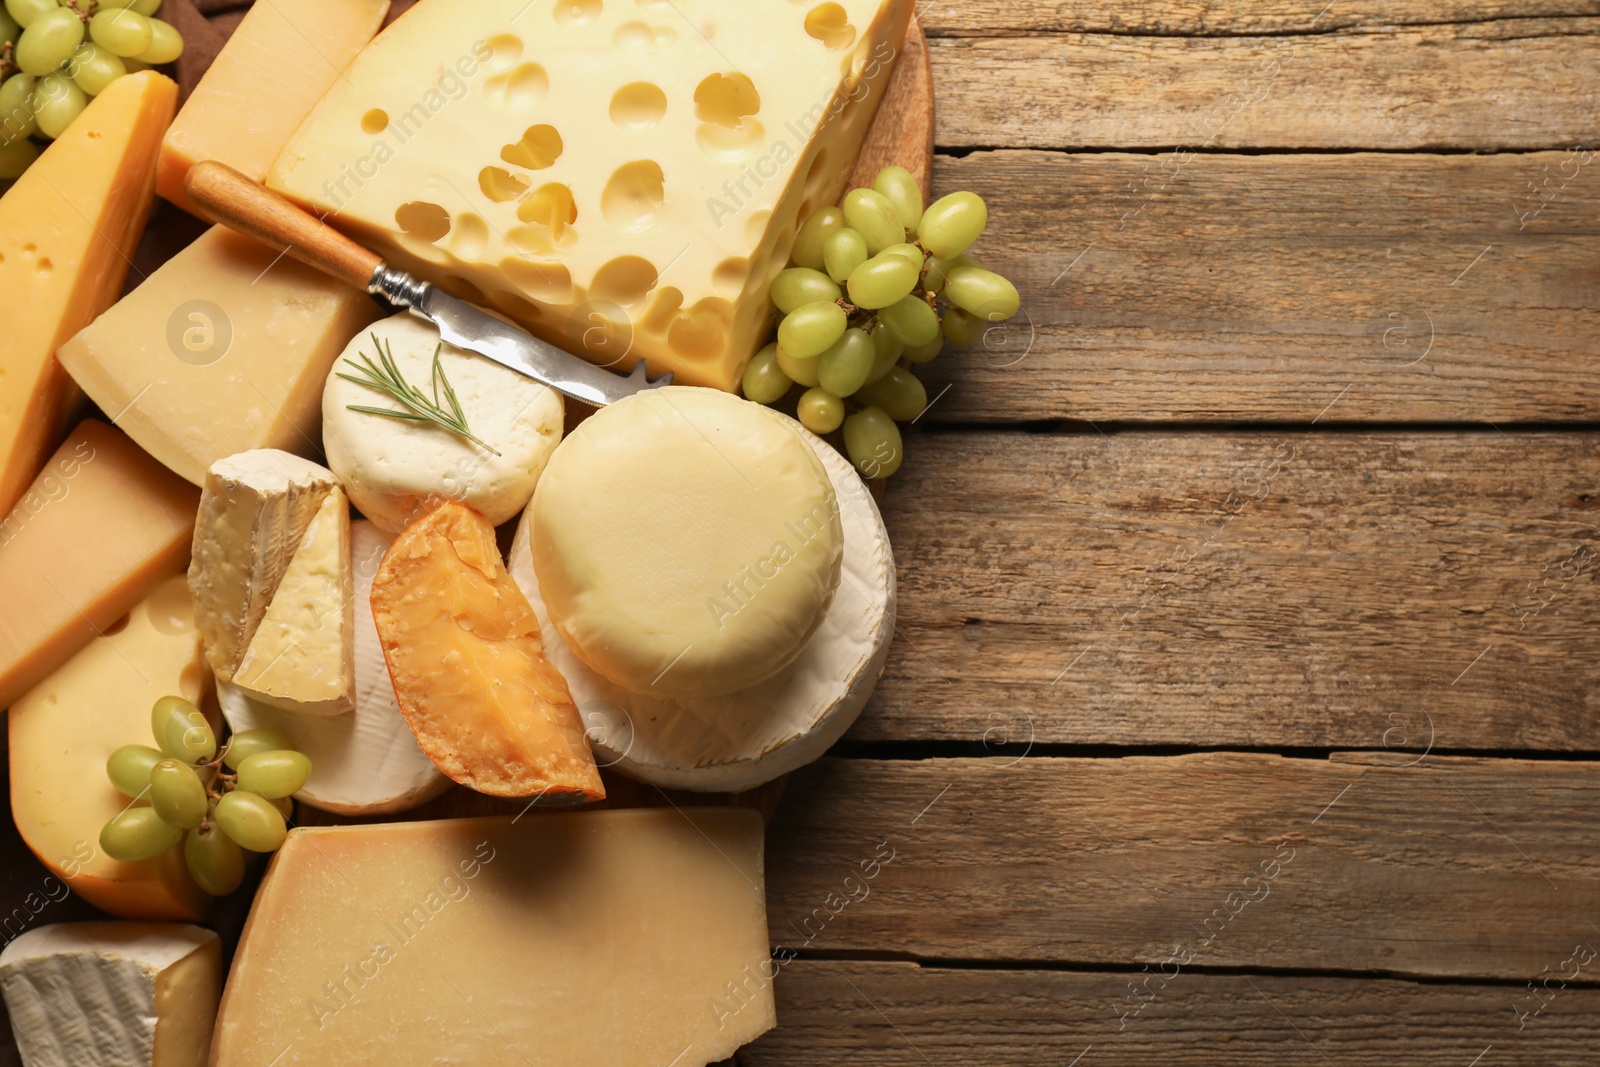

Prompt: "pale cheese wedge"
[0,923,220,1067]
[232,487,355,716]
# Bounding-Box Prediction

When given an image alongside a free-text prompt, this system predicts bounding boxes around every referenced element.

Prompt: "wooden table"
[742,3,1600,1062]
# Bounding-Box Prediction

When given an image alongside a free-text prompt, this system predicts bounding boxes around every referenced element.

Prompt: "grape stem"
[0,44,16,82]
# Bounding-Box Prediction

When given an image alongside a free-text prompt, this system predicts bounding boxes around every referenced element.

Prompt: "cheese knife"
[183,161,672,407]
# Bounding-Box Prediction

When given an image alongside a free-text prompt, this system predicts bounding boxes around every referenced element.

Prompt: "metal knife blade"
[368,263,673,407]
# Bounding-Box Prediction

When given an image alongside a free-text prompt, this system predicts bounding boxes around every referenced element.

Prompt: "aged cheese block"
[9,576,209,921]
[0,72,175,518]
[58,226,383,487]
[157,0,388,215]
[268,0,912,390]
[532,387,841,700]
[0,421,198,710]
[232,487,354,716]
[0,923,220,1067]
[370,502,602,800]
[510,414,894,791]
[187,451,339,684]
[322,312,563,533]
[217,521,449,815]
[210,811,774,1066]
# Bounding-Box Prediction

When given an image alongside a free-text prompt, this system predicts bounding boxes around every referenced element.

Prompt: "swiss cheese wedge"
[0,72,176,517]
[370,503,602,800]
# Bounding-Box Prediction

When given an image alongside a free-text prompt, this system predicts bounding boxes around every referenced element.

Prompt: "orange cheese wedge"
[370,502,603,801]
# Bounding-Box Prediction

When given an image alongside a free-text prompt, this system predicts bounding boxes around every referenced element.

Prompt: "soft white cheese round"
[322,311,563,533]
[531,387,843,700]
[509,419,894,791]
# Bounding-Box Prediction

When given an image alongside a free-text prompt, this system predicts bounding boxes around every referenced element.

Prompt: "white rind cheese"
[531,387,843,701]
[322,312,564,534]
[510,419,894,792]
[0,923,221,1067]
[232,487,355,716]
[188,450,340,682]
[219,521,450,815]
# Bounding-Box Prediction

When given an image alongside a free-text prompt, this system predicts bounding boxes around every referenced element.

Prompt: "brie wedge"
[0,923,220,1067]
[218,521,450,815]
[509,418,894,792]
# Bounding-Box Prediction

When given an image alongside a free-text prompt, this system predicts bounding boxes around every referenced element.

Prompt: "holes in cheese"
[805,2,858,48]
[600,160,666,233]
[394,201,451,242]
[483,63,549,111]
[500,123,564,171]
[370,502,603,801]
[477,166,530,203]
[610,81,667,128]
[590,254,659,306]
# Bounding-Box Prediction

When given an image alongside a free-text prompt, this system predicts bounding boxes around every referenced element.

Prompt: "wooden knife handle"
[183,161,382,292]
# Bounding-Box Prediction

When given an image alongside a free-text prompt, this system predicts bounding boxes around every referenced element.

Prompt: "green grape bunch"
[744,164,1021,479]
[99,696,310,896]
[0,0,184,178]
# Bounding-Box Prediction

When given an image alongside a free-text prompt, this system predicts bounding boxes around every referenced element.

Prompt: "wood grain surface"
[854,431,1600,750]
[746,961,1600,1065]
[919,150,1600,423]
[919,1,1600,35]
[764,755,1600,979]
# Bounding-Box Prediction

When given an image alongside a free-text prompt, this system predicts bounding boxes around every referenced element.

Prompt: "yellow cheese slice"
[0,421,199,710]
[268,0,911,390]
[9,576,210,921]
[532,387,842,699]
[0,72,175,517]
[210,811,774,1066]
[58,226,382,487]
[157,0,389,214]
[232,487,354,717]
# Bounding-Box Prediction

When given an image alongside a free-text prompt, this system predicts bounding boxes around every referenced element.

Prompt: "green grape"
[842,188,904,253]
[881,242,924,270]
[879,295,940,347]
[903,334,944,363]
[776,300,846,360]
[100,807,183,862]
[822,226,867,284]
[796,388,844,434]
[771,266,840,314]
[945,266,1020,321]
[874,165,924,231]
[269,795,294,820]
[133,17,180,64]
[842,407,904,479]
[184,825,244,896]
[790,206,844,271]
[89,8,151,58]
[817,328,874,397]
[4,0,58,30]
[106,744,162,798]
[865,322,902,385]
[741,343,792,404]
[774,343,821,388]
[0,74,37,145]
[149,759,207,829]
[214,791,287,852]
[0,8,20,47]
[917,191,988,259]
[924,253,978,293]
[846,253,919,310]
[16,7,84,75]
[32,72,83,139]
[68,42,126,96]
[235,750,312,800]
[941,307,986,346]
[129,0,161,14]
[857,366,928,421]
[151,695,216,763]
[222,728,295,770]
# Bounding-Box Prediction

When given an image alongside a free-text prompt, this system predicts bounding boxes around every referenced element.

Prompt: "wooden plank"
[856,430,1600,750]
[764,755,1600,979]
[748,960,1600,1065]
[921,1,1600,37]
[929,22,1600,150]
[920,150,1600,423]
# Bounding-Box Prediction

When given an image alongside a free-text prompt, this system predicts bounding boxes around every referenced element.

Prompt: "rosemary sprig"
[336,334,501,456]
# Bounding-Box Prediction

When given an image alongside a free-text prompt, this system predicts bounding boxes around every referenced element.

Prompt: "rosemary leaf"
[340,334,503,456]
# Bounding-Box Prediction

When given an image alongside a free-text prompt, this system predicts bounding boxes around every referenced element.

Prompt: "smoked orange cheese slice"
[370,502,603,801]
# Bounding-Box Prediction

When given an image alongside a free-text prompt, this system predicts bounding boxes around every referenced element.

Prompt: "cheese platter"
[0,0,1025,1061]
